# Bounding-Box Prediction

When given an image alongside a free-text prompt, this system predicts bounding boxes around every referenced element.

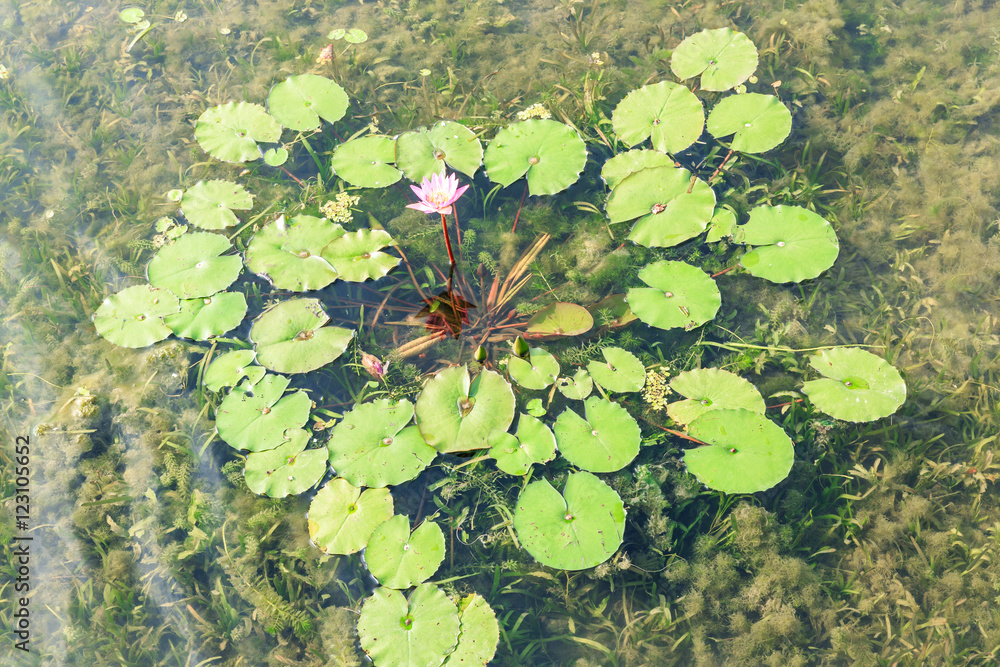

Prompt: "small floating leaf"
[734,205,839,283]
[484,119,587,195]
[195,101,282,163]
[344,28,368,44]
[600,149,674,190]
[627,260,721,331]
[667,368,765,426]
[165,292,248,341]
[587,346,645,393]
[556,369,593,400]
[670,28,759,91]
[396,120,483,182]
[588,294,637,330]
[119,8,145,23]
[507,347,560,390]
[203,350,265,392]
[443,594,499,667]
[147,231,243,299]
[488,413,556,476]
[245,214,345,291]
[365,516,446,589]
[330,135,402,188]
[180,180,254,230]
[357,584,459,667]
[606,166,716,248]
[216,374,311,452]
[706,93,792,153]
[244,429,327,497]
[802,348,906,422]
[267,74,349,131]
[553,397,640,473]
[524,302,594,337]
[308,478,393,555]
[263,147,288,166]
[705,207,737,243]
[414,366,515,453]
[93,285,179,348]
[251,298,355,374]
[611,81,704,153]
[320,228,400,282]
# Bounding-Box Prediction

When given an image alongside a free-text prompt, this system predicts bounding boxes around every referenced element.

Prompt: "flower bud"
[361,353,386,380]
[513,336,530,359]
[474,345,488,363]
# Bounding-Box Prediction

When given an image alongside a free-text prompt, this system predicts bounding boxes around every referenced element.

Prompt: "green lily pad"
[179,180,254,230]
[195,102,282,163]
[165,292,248,341]
[93,285,180,348]
[684,409,794,493]
[587,347,645,393]
[358,584,459,667]
[554,397,641,473]
[308,478,394,555]
[245,214,345,291]
[203,350,265,392]
[667,368,765,426]
[330,135,402,188]
[147,231,243,299]
[396,121,483,181]
[606,165,716,248]
[600,149,675,190]
[670,28,759,91]
[802,348,906,422]
[507,347,560,390]
[365,516,446,589]
[556,370,593,401]
[415,366,515,453]
[216,374,311,452]
[513,471,626,571]
[706,93,792,153]
[344,28,368,44]
[327,399,437,487]
[263,147,289,166]
[320,229,400,282]
[267,74,349,131]
[627,260,721,331]
[588,294,637,330]
[483,119,587,195]
[706,207,737,243]
[443,594,500,667]
[611,81,704,154]
[250,298,355,374]
[525,302,594,337]
[244,429,327,497]
[734,205,839,283]
[526,398,546,417]
[488,413,556,476]
[119,7,145,23]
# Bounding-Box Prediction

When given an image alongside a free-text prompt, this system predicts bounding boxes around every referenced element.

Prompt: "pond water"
[3,0,1000,665]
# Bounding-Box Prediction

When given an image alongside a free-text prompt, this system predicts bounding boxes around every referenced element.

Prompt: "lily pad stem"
[298,133,326,183]
[711,265,738,278]
[511,181,529,233]
[440,213,456,267]
[706,148,735,186]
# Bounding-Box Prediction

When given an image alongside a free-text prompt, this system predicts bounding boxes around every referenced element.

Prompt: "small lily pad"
[330,135,402,188]
[308,478,394,555]
[488,413,556,476]
[320,229,400,282]
[483,119,587,195]
[802,348,906,422]
[526,398,546,417]
[250,298,355,374]
[267,74,349,131]
[415,366,515,453]
[556,370,593,400]
[587,347,645,393]
[147,231,243,299]
[553,397,641,473]
[706,93,792,154]
[216,373,312,452]
[507,347,560,390]
[667,368,765,426]
[358,584,459,667]
[611,81,704,154]
[706,207,737,243]
[588,294,637,330]
[119,7,145,23]
[513,472,626,571]
[195,101,282,163]
[203,350,265,392]
[344,28,368,44]
[606,165,716,248]
[245,215,345,291]
[165,292,248,341]
[365,516,446,589]
[443,594,500,667]
[179,180,254,230]
[93,285,180,348]
[244,429,327,497]
[670,28,759,91]
[627,260,721,331]
[734,205,839,283]
[600,149,675,190]
[396,121,483,182]
[525,302,594,337]
[263,147,289,166]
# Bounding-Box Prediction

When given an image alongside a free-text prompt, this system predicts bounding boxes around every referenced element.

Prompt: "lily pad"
[396,121,483,182]
[320,229,400,282]
[263,147,289,166]
[443,594,500,667]
[415,366,515,453]
[483,119,587,195]
[734,205,839,283]
[250,298,355,374]
[204,349,265,392]
[684,409,794,493]
[330,135,402,188]
[119,7,145,23]
[513,471,626,571]
[667,368,765,426]
[611,81,704,153]
[802,348,906,422]
[308,478,394,555]
[358,584,459,667]
[165,292,248,341]
[525,302,594,337]
[588,294,637,330]
[488,413,556,476]
[556,370,593,401]
[364,516,446,589]
[195,101,282,163]
[606,166,716,248]
[147,231,243,299]
[627,260,721,331]
[244,429,327,497]
[670,28,759,91]
[327,399,437,487]
[507,347,560,390]
[553,397,640,473]
[93,285,179,348]
[344,28,368,44]
[267,74,349,131]
[706,207,737,243]
[245,214,345,291]
[216,373,311,452]
[179,180,254,230]
[706,93,792,154]
[600,149,675,190]
[587,347,645,393]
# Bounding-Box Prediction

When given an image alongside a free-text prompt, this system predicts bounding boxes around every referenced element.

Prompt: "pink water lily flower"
[406,172,469,215]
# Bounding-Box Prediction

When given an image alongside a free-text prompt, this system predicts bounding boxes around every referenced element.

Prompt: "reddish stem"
[440,212,456,267]
[511,181,529,233]
[711,265,739,278]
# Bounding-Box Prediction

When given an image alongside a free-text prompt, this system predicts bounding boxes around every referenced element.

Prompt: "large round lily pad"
[507,347,560,390]
[606,165,716,248]
[513,472,626,571]
[627,260,721,331]
[330,135,402,188]
[587,347,645,393]
[443,594,499,667]
[667,368,765,426]
[195,101,282,163]
[601,149,675,190]
[308,478,394,555]
[165,292,248,340]
[706,93,792,154]
[147,231,243,299]
[320,229,400,282]
[415,366,515,453]
[327,399,437,487]
[524,302,594,337]
[734,205,839,283]
[267,74,349,131]
[802,348,906,422]
[216,374,311,452]
[364,515,445,589]
[396,121,483,182]
[611,81,704,154]
[93,285,180,348]
[483,119,587,195]
[358,584,460,667]
[245,215,345,291]
[203,349,265,392]
[244,429,327,497]
[670,28,759,91]
[250,298,355,374]
[683,409,794,494]
[553,397,640,473]
[488,413,556,476]
[179,180,254,230]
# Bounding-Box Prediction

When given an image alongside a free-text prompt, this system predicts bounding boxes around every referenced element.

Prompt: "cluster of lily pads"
[92,27,908,665]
